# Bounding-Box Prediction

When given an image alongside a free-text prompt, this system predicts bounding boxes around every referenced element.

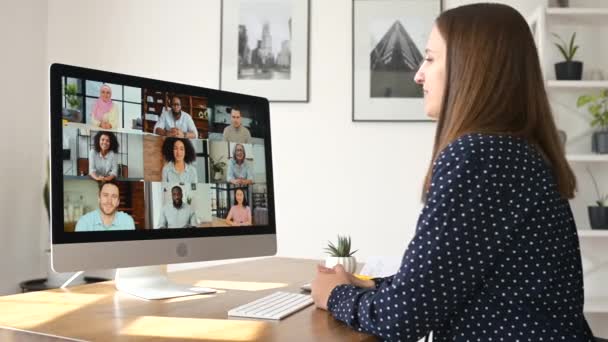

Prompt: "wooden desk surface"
[0,257,376,341]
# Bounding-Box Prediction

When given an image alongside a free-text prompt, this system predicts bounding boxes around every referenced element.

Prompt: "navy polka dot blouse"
[328,133,594,341]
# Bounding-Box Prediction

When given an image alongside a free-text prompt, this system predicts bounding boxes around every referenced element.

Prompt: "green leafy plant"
[577,89,608,130]
[324,235,358,257]
[587,167,607,207]
[552,32,579,62]
[65,83,81,109]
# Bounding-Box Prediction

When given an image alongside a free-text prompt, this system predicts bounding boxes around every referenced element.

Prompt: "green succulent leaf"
[325,235,357,257]
[552,32,578,61]
[570,46,579,60]
[554,43,570,61]
[568,32,577,56]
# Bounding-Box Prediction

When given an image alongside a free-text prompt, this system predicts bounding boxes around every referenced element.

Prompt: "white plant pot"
[325,256,357,273]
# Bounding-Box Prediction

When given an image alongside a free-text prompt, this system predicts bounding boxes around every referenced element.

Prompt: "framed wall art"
[221,0,310,102]
[352,0,441,121]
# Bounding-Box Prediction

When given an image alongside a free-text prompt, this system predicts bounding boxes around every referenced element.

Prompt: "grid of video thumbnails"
[60,78,269,232]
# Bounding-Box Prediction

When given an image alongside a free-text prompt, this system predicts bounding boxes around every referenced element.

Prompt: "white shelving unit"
[546,7,608,25]
[578,230,608,238]
[528,6,608,86]
[585,297,608,314]
[567,154,608,162]
[547,80,608,89]
[528,3,608,324]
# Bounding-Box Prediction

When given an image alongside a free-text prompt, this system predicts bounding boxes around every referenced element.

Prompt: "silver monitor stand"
[115,265,216,300]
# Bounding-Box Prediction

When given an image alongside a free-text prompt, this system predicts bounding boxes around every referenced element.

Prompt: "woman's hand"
[311,264,352,310]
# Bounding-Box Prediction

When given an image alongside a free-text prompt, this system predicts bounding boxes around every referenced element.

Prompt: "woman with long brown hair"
[311,3,594,341]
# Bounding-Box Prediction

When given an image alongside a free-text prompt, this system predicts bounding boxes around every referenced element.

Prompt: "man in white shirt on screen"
[158,186,197,228]
[154,96,198,139]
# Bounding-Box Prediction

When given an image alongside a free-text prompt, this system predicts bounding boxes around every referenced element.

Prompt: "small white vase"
[325,256,357,273]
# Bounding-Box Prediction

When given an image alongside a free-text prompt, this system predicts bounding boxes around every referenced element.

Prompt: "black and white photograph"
[238,1,292,80]
[353,0,441,121]
[370,19,424,98]
[221,0,309,102]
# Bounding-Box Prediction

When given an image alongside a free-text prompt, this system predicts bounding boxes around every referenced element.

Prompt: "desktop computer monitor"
[49,63,277,299]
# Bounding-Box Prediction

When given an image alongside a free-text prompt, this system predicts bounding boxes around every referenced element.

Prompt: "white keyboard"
[228,291,313,320]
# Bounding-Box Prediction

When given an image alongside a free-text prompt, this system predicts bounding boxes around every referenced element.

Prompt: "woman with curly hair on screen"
[161,137,198,184]
[89,131,119,181]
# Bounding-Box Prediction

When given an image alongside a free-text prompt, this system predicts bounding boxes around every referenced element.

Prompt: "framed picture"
[221,0,310,102]
[352,0,442,121]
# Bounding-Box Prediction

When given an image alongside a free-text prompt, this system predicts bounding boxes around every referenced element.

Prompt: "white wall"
[0,0,48,295]
[3,0,604,296]
[42,0,540,269]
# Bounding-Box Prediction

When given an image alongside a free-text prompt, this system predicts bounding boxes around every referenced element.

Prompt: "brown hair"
[422,3,576,200]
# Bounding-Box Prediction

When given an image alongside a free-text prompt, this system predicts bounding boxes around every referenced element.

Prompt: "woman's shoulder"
[437,133,531,168]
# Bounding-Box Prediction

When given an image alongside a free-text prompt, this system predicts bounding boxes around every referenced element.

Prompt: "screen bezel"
[50,63,276,244]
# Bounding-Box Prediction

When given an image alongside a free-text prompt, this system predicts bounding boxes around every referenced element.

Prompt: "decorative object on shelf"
[197,107,210,120]
[220,0,309,102]
[552,32,582,80]
[589,69,605,81]
[549,0,569,7]
[587,167,608,229]
[352,0,441,121]
[324,235,358,273]
[577,89,608,153]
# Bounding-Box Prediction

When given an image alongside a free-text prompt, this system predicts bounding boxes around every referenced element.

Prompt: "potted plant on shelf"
[324,235,358,273]
[62,83,82,122]
[209,156,227,182]
[587,167,608,229]
[552,32,582,80]
[577,89,608,154]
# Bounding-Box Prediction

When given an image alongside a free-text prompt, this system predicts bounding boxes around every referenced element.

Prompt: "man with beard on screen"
[157,186,197,229]
[75,181,135,231]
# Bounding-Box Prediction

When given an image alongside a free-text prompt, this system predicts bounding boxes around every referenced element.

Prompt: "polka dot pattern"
[327,133,594,341]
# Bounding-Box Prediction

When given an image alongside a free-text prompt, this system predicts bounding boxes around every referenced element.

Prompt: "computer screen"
[50,64,277,274]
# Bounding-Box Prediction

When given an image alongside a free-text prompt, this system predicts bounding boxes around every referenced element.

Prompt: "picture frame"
[220,0,310,102]
[352,0,442,122]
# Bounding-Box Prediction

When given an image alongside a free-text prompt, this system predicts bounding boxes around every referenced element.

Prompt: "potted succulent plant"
[577,89,608,154]
[587,168,608,229]
[552,32,582,80]
[324,235,358,273]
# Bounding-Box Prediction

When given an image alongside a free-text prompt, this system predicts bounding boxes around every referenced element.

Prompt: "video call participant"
[227,143,253,186]
[222,106,252,144]
[161,137,198,184]
[154,96,197,139]
[225,188,252,226]
[75,181,135,231]
[157,186,197,228]
[91,84,119,129]
[89,131,119,181]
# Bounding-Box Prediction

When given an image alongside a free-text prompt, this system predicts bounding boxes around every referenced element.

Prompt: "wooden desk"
[0,257,376,341]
